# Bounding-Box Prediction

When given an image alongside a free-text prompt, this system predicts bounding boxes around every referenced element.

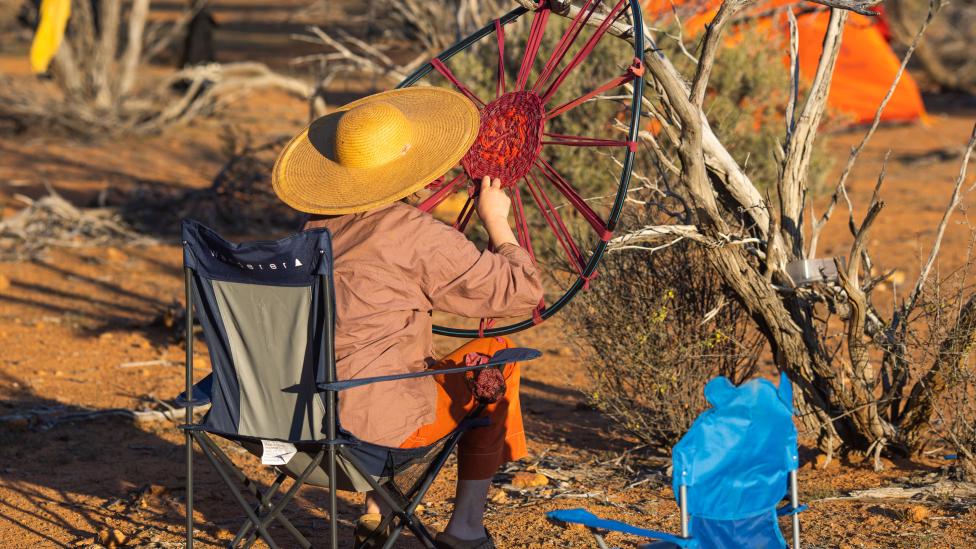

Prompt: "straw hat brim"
[272,88,481,215]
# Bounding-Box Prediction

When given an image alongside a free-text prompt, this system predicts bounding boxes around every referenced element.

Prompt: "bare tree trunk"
[118,0,152,97]
[94,0,123,108]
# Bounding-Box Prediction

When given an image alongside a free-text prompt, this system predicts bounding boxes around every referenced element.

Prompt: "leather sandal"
[354,513,392,549]
[434,528,496,549]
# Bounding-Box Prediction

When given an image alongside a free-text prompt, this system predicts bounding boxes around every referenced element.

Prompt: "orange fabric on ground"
[641,0,926,124]
[399,336,527,481]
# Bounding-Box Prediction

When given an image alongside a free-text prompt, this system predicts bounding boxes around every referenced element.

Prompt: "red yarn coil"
[460,91,545,188]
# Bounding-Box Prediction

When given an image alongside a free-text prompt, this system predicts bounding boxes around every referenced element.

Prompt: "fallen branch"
[818,481,976,502]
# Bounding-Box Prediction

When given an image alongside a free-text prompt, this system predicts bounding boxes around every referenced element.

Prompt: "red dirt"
[3,2,976,546]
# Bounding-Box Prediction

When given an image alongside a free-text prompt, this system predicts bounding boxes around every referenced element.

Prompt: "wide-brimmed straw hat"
[272,87,480,215]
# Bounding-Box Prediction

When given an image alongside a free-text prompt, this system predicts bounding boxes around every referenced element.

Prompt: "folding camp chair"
[548,373,805,549]
[175,219,541,548]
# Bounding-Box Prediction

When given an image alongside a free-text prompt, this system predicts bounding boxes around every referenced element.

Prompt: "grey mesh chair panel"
[211,280,325,441]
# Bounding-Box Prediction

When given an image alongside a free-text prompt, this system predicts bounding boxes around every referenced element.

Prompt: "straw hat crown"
[272,87,480,215]
[334,102,413,169]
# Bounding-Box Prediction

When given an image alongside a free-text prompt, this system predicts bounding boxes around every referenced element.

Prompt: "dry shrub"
[905,238,976,478]
[568,233,763,449]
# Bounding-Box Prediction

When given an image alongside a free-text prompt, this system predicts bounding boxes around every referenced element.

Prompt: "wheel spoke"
[511,184,547,325]
[453,193,477,232]
[545,68,638,120]
[494,19,506,98]
[540,0,629,104]
[418,172,467,213]
[542,132,636,149]
[535,158,612,241]
[524,170,587,275]
[508,185,537,262]
[515,7,551,91]
[431,58,486,106]
[531,0,602,93]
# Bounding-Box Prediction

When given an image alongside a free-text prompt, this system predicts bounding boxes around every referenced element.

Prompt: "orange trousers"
[398,336,527,480]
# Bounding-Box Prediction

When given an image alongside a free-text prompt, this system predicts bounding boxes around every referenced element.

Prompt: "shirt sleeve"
[415,214,544,319]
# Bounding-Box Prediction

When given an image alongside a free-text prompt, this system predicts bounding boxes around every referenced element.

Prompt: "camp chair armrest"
[317,347,541,392]
[174,373,214,407]
[547,509,699,548]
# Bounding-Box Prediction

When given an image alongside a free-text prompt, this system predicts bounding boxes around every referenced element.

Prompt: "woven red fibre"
[461,91,545,187]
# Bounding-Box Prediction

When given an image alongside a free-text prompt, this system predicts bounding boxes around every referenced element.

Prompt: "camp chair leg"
[192,434,309,549]
[231,473,312,549]
[229,474,286,548]
[588,528,610,549]
[337,420,473,549]
[336,447,434,549]
[678,484,690,539]
[239,449,325,549]
[186,429,194,549]
[789,470,801,549]
[193,432,282,549]
[184,266,195,549]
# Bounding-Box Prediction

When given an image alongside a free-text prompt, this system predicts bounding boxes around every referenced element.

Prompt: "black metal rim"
[397,1,645,338]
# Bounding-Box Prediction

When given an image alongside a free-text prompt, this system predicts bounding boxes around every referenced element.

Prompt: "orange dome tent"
[642,0,926,124]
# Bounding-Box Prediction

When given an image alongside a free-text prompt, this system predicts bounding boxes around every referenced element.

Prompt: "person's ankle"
[444,520,486,541]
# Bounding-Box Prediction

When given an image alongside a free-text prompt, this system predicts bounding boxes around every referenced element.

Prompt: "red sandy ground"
[2,2,976,547]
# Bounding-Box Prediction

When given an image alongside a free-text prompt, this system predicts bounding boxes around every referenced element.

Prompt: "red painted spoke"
[478,317,497,336]
[532,0,601,93]
[545,71,635,120]
[524,171,587,275]
[515,7,551,91]
[453,193,477,232]
[431,58,486,106]
[543,132,634,149]
[494,19,506,98]
[536,158,612,241]
[540,0,629,104]
[508,186,537,263]
[417,172,467,213]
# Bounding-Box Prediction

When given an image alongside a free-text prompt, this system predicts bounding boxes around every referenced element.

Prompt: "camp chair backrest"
[671,372,798,527]
[182,219,335,442]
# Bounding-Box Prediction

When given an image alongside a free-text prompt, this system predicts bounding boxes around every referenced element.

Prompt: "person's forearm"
[482,215,519,249]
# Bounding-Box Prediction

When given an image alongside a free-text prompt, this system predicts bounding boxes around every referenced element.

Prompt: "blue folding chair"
[549,373,805,549]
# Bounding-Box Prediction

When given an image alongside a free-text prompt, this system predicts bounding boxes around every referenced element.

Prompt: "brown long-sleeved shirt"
[304,201,543,446]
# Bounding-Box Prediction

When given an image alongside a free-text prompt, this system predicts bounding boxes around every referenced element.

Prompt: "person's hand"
[476,176,518,248]
[476,176,510,224]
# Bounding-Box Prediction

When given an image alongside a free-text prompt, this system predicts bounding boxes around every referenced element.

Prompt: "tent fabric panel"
[212,279,326,441]
[640,0,926,124]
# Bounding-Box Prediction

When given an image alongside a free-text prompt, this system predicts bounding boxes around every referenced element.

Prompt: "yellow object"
[273,87,480,215]
[30,0,71,74]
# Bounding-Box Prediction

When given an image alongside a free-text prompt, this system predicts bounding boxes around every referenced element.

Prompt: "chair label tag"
[260,440,298,465]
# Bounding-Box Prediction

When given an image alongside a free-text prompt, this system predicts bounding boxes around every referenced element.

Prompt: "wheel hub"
[460,91,545,188]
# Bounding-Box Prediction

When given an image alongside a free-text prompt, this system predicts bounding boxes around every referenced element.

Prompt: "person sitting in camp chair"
[272,87,544,549]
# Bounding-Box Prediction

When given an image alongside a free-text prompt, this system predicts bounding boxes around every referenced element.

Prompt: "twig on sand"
[817,481,976,502]
[0,403,209,430]
[118,359,180,368]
